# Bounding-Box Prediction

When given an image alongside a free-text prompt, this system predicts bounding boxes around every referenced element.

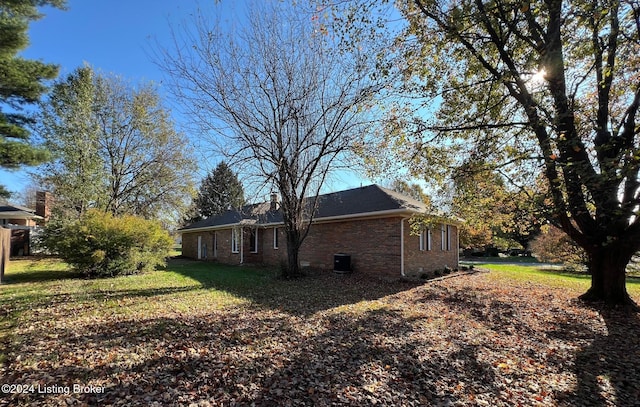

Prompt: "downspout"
[400,217,409,277]
[240,228,244,264]
[456,225,460,268]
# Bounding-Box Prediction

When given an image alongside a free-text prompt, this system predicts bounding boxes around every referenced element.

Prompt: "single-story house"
[179,184,460,279]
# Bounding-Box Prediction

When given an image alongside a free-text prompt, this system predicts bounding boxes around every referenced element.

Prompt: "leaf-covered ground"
[1,259,639,406]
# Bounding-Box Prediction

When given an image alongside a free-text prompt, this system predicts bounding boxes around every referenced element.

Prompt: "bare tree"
[157,1,382,277]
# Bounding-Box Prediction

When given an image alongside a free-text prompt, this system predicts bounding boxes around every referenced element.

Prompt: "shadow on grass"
[563,309,640,406]
[2,268,83,284]
[167,258,423,316]
[414,284,640,406]
[2,306,500,406]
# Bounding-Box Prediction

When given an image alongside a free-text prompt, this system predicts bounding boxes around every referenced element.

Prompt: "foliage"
[333,0,640,305]
[389,179,431,204]
[1,257,639,405]
[451,164,548,250]
[530,224,588,269]
[40,209,173,277]
[189,161,245,223]
[0,0,66,196]
[36,66,196,222]
[158,1,385,277]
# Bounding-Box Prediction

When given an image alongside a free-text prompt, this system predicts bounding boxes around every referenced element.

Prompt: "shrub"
[530,225,587,269]
[41,210,173,277]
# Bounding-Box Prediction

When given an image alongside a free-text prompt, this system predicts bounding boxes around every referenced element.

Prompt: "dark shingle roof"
[180,184,431,231]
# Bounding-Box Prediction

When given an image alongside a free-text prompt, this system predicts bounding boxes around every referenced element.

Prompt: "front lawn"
[1,258,639,406]
[474,262,640,297]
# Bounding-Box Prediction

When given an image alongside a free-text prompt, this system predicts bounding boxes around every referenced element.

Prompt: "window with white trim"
[273,227,279,249]
[447,225,452,251]
[419,228,431,251]
[250,228,258,253]
[441,224,446,251]
[231,228,240,253]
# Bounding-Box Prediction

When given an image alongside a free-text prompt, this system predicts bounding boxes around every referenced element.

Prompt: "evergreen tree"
[0,0,66,197]
[193,162,245,220]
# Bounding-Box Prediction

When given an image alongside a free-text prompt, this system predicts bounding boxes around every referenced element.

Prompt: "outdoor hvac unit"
[333,253,351,274]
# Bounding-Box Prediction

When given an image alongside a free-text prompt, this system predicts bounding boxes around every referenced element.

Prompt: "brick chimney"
[270,192,279,211]
[35,191,53,223]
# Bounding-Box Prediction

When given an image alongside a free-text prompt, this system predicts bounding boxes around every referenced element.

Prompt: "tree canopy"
[0,0,66,198]
[159,1,384,277]
[338,0,640,307]
[36,66,196,223]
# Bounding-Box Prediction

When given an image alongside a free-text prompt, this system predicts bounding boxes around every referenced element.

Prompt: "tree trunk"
[284,229,301,279]
[579,245,638,309]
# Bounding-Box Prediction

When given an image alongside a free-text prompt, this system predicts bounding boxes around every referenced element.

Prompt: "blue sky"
[1,0,372,200]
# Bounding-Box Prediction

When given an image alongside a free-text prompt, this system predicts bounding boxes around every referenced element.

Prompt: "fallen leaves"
[1,264,639,406]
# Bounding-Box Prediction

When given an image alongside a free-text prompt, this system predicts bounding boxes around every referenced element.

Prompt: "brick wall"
[181,217,459,279]
[403,222,459,276]
[298,217,403,279]
[181,229,242,264]
[261,226,287,266]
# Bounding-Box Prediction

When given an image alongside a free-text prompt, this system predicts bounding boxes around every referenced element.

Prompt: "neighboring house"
[0,191,53,256]
[179,184,460,279]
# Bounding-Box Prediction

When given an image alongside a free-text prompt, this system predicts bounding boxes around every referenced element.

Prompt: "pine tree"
[0,0,66,197]
[193,162,245,220]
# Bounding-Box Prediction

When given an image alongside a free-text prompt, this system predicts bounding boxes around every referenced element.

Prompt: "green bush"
[42,210,173,277]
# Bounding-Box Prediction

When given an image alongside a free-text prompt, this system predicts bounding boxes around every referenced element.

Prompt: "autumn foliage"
[530,225,588,269]
[41,210,173,277]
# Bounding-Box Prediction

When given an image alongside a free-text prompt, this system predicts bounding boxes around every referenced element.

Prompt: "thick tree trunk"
[284,229,302,279]
[579,246,638,309]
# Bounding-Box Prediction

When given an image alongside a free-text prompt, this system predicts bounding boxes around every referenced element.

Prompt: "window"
[231,228,239,253]
[213,232,218,258]
[441,224,446,251]
[250,228,258,253]
[273,227,279,249]
[447,225,452,251]
[419,228,431,251]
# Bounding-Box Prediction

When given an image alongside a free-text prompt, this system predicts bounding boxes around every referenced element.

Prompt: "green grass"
[474,262,640,297]
[3,257,640,405]
[0,257,275,363]
[463,255,542,264]
[3,257,640,365]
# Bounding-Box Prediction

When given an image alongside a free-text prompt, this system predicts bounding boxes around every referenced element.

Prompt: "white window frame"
[446,225,452,251]
[419,228,432,251]
[273,227,279,249]
[250,227,258,253]
[231,228,240,253]
[441,224,446,251]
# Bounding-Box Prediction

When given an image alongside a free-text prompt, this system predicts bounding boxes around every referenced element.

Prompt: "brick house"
[179,184,460,279]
